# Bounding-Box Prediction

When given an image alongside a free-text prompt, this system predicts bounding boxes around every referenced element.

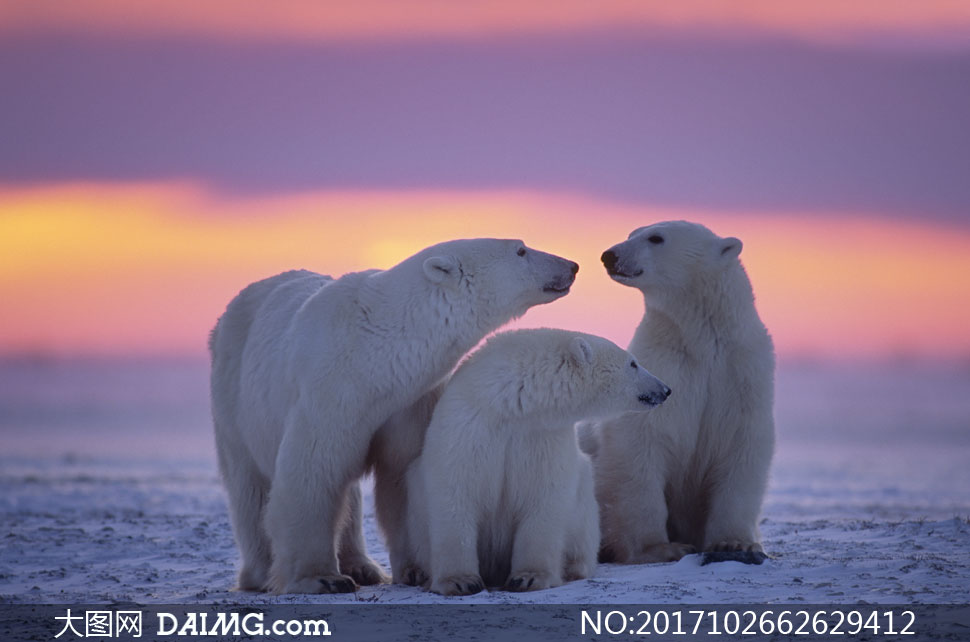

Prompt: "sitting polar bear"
[209,239,578,594]
[404,328,671,595]
[588,220,775,564]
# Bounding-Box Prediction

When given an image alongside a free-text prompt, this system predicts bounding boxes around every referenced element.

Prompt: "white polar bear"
[209,239,578,594]
[589,220,775,564]
[404,328,671,595]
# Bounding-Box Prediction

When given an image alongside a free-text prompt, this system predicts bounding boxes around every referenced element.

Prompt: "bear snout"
[601,249,618,272]
[543,274,574,293]
[542,261,578,293]
[602,247,643,279]
[638,384,671,407]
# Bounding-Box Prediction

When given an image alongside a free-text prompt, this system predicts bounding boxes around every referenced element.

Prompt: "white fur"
[405,328,671,595]
[367,381,445,584]
[591,220,775,563]
[209,239,578,593]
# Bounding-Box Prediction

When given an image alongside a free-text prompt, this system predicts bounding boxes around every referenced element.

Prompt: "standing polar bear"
[590,220,775,564]
[405,329,672,595]
[209,239,578,593]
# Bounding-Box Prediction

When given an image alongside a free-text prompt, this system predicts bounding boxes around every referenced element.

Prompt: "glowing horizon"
[2,183,968,363]
[2,1,969,47]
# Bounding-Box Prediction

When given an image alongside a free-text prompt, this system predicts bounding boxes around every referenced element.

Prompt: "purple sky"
[2,30,970,223]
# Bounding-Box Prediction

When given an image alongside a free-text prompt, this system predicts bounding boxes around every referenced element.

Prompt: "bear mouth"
[542,275,575,294]
[638,394,660,407]
[607,267,644,279]
[543,283,572,294]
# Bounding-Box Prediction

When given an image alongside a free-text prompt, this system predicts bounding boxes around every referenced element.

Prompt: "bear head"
[419,238,579,324]
[566,332,672,417]
[467,329,670,422]
[600,220,742,302]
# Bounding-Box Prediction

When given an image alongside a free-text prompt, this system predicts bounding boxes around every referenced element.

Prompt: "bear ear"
[718,237,743,262]
[569,336,594,368]
[422,255,460,285]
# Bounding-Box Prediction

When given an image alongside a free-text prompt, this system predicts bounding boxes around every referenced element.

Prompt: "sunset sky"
[2,2,969,362]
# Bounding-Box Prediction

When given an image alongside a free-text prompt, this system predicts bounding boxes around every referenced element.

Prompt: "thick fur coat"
[404,328,671,595]
[589,221,775,564]
[209,239,578,593]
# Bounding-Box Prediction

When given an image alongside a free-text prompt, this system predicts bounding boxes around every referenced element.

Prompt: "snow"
[1,359,969,607]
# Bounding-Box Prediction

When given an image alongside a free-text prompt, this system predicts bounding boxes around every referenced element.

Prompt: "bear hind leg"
[217,443,272,592]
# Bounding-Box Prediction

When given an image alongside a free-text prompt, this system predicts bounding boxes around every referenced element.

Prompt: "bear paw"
[702,541,767,566]
[633,542,697,564]
[340,558,389,586]
[432,573,485,596]
[504,570,557,592]
[276,574,358,594]
[400,564,429,587]
[235,565,269,592]
[709,539,763,553]
[700,550,768,566]
[562,559,594,582]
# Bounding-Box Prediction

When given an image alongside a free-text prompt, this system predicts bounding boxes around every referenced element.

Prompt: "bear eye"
[630,360,638,369]
[647,235,664,245]
[517,247,527,257]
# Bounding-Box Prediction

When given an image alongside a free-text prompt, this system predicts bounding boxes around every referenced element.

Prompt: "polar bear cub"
[592,220,775,564]
[209,239,578,593]
[406,328,671,595]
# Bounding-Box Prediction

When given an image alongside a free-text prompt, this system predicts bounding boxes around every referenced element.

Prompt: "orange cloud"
[2,182,969,361]
[2,1,969,45]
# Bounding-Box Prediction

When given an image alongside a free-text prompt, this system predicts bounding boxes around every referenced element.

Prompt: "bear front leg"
[562,461,599,582]
[427,483,483,596]
[507,511,566,592]
[702,443,772,557]
[428,510,483,595]
[263,421,359,594]
[396,462,432,586]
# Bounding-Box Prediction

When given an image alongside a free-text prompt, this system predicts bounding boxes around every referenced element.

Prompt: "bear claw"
[504,571,554,592]
[433,574,484,596]
[401,565,429,587]
[341,559,389,586]
[701,550,768,566]
[709,540,764,553]
[633,542,697,564]
[455,579,483,594]
[318,575,359,593]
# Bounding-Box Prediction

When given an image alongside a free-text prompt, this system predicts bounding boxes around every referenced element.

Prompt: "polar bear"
[403,328,671,595]
[209,239,578,594]
[589,220,775,564]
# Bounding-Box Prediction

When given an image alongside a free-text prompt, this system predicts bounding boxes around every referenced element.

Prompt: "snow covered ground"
[1,358,969,609]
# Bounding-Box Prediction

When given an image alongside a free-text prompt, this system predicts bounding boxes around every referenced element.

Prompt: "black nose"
[662,385,672,399]
[601,250,617,271]
[569,261,579,275]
